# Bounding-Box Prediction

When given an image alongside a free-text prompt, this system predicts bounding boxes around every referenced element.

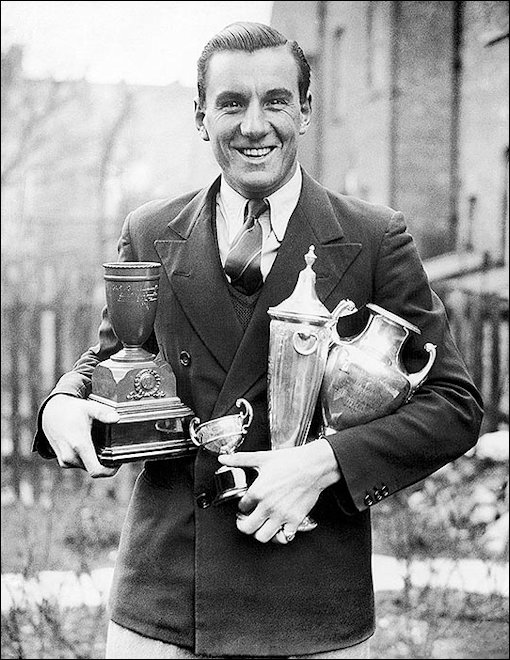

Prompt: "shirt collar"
[218,165,302,243]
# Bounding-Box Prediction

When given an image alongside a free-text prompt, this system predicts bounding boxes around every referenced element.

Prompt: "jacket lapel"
[154,178,244,374]
[212,171,362,418]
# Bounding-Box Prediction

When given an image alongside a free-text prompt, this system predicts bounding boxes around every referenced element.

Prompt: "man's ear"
[299,92,312,136]
[194,98,209,141]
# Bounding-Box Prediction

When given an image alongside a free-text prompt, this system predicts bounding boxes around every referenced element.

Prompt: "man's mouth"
[237,147,274,158]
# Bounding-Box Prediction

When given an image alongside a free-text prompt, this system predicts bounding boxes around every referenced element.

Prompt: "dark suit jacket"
[33,170,483,656]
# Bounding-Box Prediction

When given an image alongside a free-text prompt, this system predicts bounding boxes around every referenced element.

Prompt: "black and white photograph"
[1,2,508,658]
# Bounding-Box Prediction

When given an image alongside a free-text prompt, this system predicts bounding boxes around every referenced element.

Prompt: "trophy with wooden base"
[89,262,196,466]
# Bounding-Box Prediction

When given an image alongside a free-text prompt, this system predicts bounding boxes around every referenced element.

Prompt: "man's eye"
[267,98,287,106]
[221,100,242,109]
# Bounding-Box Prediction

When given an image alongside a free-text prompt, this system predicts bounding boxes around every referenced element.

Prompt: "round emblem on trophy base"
[128,368,165,400]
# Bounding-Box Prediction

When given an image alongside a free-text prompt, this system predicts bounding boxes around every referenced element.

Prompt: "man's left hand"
[217,437,341,544]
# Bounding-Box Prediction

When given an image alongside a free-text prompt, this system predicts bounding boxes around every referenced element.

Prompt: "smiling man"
[35,22,482,659]
[195,44,311,198]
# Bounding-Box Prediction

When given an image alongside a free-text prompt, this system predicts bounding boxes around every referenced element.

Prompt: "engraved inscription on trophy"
[110,282,159,309]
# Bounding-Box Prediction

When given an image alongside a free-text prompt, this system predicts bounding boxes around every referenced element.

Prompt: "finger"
[80,439,119,478]
[281,525,297,543]
[271,529,290,545]
[235,511,262,535]
[236,510,288,544]
[86,400,120,424]
[42,396,118,477]
[237,513,282,544]
[217,451,265,468]
[296,515,318,532]
[237,488,260,515]
[57,452,86,470]
[252,519,283,544]
[271,523,298,544]
[82,402,120,477]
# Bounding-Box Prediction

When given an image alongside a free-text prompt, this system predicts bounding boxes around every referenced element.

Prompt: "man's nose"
[240,103,269,138]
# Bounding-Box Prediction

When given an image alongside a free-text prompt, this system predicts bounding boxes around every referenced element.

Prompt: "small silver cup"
[189,399,253,504]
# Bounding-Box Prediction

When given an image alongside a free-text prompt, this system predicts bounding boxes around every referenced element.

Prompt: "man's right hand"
[41,394,120,478]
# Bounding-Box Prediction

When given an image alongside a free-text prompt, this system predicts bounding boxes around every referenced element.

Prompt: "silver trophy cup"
[267,246,356,532]
[189,398,254,505]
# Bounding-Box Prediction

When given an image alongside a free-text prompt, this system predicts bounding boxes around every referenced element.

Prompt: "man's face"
[195,46,311,198]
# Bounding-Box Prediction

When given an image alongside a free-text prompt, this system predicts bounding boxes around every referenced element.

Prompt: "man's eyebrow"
[215,91,246,104]
[264,88,293,99]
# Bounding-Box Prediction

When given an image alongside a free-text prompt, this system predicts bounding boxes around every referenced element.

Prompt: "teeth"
[241,148,271,157]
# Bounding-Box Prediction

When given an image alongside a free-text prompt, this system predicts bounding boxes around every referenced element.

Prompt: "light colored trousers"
[106,621,371,659]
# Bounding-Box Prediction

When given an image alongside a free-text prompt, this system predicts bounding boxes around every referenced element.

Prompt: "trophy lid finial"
[304,245,316,269]
[267,245,332,323]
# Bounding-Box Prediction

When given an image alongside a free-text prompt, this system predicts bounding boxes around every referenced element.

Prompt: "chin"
[236,172,282,197]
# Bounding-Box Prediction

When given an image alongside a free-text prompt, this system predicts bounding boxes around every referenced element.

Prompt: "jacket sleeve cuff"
[322,435,360,516]
[32,373,90,459]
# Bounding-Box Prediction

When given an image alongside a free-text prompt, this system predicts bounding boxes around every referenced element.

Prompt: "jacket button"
[364,493,374,507]
[381,484,389,497]
[374,488,383,501]
[196,492,212,509]
[179,350,192,367]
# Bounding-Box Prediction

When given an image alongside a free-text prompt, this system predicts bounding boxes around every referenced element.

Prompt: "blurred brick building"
[271,1,508,295]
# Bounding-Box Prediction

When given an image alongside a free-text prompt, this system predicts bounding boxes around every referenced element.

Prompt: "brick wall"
[271,0,508,263]
[392,1,457,257]
[457,1,509,261]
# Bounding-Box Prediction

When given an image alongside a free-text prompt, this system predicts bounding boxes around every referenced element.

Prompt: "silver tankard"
[321,303,437,431]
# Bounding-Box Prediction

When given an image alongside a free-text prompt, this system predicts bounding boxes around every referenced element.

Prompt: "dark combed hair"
[196,22,311,106]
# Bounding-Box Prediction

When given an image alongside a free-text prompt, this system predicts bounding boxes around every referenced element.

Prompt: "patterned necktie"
[224,198,268,295]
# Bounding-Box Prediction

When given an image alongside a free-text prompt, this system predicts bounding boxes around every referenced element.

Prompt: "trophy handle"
[406,342,437,400]
[235,398,253,434]
[330,298,358,323]
[328,298,358,344]
[155,420,173,434]
[189,417,201,446]
[292,331,319,355]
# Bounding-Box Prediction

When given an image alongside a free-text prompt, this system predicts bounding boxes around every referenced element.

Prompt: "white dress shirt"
[216,166,302,281]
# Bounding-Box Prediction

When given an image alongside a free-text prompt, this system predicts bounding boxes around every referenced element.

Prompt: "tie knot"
[245,198,268,223]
